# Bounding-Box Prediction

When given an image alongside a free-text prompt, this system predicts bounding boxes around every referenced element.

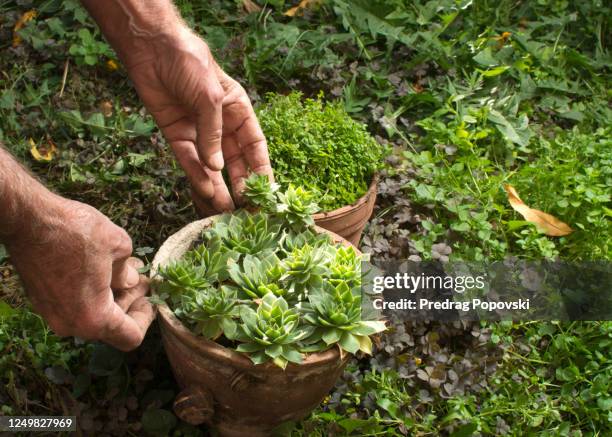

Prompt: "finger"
[215,67,273,181]
[113,257,146,311]
[126,257,145,270]
[100,300,149,351]
[127,296,157,334]
[115,275,149,312]
[110,229,139,290]
[234,110,274,181]
[191,188,218,218]
[222,134,249,202]
[170,140,214,200]
[111,260,140,291]
[195,84,224,171]
[206,168,235,212]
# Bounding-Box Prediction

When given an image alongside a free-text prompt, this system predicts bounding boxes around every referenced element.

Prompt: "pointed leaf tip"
[504,184,573,237]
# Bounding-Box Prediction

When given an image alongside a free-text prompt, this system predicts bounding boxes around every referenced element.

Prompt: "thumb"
[101,299,150,351]
[110,228,139,290]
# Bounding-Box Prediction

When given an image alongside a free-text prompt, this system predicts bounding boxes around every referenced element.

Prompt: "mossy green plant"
[256,92,383,211]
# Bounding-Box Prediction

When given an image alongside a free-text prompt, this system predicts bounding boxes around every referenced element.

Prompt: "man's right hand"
[125,28,274,215]
[5,195,155,351]
[80,0,274,216]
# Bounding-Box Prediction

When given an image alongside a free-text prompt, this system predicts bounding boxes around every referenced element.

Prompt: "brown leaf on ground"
[284,0,319,17]
[30,137,58,162]
[504,184,573,237]
[242,0,261,13]
[105,59,120,72]
[100,100,114,117]
[13,10,37,47]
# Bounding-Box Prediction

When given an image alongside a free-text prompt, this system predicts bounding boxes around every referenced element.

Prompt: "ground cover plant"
[257,92,384,211]
[156,174,385,368]
[0,0,610,435]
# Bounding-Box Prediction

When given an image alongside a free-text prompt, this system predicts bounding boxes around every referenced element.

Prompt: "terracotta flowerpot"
[151,217,355,436]
[313,175,378,247]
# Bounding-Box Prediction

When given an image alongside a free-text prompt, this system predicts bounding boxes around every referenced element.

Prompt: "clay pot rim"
[152,216,358,371]
[313,173,378,220]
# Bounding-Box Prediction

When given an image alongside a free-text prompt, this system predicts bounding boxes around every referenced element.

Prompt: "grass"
[0,0,610,435]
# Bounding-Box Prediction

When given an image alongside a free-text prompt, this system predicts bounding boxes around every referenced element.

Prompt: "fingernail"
[209,151,224,170]
[128,256,145,270]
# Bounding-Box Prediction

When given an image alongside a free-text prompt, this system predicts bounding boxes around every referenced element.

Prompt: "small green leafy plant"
[302,282,383,355]
[234,293,311,368]
[156,174,385,368]
[256,92,384,211]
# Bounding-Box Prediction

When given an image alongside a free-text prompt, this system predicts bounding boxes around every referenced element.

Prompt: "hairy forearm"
[80,0,187,66]
[0,147,58,244]
[0,148,153,349]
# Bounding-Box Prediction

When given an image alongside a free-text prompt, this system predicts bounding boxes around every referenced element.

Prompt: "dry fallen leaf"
[504,184,573,237]
[493,31,512,48]
[13,10,37,47]
[100,100,114,117]
[241,0,261,14]
[284,0,319,17]
[30,138,58,163]
[105,59,120,72]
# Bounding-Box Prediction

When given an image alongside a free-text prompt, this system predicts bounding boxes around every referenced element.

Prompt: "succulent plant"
[157,262,209,298]
[178,286,239,340]
[209,210,281,255]
[228,253,287,299]
[235,293,312,369]
[242,173,320,231]
[156,240,237,307]
[281,244,329,298]
[276,184,320,229]
[328,246,362,287]
[281,229,331,253]
[303,281,386,355]
[158,173,385,369]
[243,173,279,210]
[183,238,236,283]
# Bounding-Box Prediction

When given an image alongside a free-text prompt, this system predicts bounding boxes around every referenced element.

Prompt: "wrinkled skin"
[3,10,273,351]
[127,30,273,215]
[6,197,155,351]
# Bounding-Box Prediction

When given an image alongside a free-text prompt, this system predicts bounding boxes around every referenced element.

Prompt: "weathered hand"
[6,196,155,351]
[126,28,273,214]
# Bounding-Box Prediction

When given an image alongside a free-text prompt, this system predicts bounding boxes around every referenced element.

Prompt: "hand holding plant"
[3,187,155,351]
[82,0,273,215]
